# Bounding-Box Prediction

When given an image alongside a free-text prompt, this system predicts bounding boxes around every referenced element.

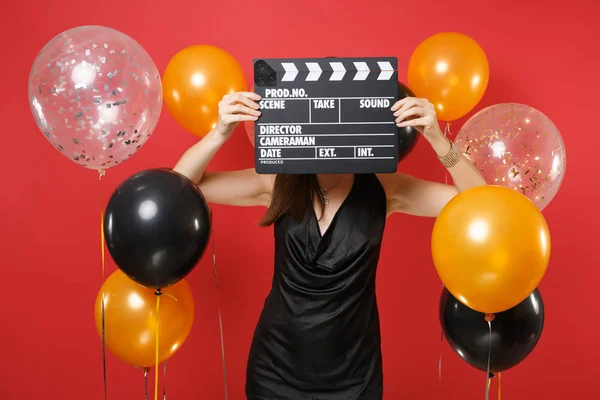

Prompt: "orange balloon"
[163,45,247,137]
[407,32,489,121]
[431,185,551,314]
[94,270,194,367]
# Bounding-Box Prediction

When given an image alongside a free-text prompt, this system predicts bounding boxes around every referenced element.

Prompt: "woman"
[174,92,486,399]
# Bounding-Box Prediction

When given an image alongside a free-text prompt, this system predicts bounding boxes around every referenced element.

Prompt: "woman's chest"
[275,201,385,264]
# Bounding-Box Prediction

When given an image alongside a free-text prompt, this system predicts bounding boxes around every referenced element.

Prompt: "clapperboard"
[253,57,399,174]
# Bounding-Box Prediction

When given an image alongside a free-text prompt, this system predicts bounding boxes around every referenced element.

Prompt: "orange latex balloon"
[431,185,551,314]
[94,270,194,367]
[163,45,247,137]
[408,32,489,121]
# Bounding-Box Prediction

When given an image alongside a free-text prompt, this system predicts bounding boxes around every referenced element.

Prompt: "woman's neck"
[315,174,354,192]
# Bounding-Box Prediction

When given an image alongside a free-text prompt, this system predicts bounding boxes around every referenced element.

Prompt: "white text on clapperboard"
[258,87,393,162]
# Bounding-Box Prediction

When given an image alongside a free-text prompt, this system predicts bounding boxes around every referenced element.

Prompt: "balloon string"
[438,330,443,382]
[485,319,492,400]
[99,169,106,278]
[443,122,451,185]
[438,123,451,382]
[143,367,149,400]
[162,361,167,400]
[439,281,444,382]
[498,372,501,400]
[99,169,107,400]
[154,291,162,400]
[211,211,229,400]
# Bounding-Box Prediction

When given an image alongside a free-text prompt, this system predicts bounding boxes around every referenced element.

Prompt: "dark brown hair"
[259,174,322,227]
[259,56,337,227]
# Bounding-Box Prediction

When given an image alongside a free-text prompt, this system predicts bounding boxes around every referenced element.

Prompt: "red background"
[1,0,598,399]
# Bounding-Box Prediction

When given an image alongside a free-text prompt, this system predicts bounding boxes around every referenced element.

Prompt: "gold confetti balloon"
[28,25,163,170]
[455,103,566,210]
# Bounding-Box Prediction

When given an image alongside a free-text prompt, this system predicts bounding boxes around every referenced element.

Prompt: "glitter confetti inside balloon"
[28,25,163,170]
[455,103,566,210]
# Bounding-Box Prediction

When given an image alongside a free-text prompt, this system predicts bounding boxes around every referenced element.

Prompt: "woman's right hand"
[174,90,266,197]
[215,92,262,139]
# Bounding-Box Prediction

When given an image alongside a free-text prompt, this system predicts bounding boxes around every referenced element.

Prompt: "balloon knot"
[154,289,163,296]
[489,372,495,379]
[484,313,495,322]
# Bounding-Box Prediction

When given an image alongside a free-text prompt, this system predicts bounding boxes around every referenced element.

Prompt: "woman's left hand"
[391,97,444,143]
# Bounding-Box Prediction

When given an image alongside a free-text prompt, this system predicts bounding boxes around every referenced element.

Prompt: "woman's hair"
[259,174,322,226]
[258,57,345,226]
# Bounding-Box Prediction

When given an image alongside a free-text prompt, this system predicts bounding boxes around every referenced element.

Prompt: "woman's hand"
[391,97,444,143]
[215,92,262,138]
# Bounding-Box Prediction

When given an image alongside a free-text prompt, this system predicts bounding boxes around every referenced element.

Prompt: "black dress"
[246,174,386,399]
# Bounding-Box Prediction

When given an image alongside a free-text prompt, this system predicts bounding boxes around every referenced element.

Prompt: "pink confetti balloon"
[455,103,566,210]
[28,25,162,170]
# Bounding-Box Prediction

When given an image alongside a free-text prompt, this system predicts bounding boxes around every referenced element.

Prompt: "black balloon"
[104,168,211,289]
[440,288,544,373]
[396,82,419,162]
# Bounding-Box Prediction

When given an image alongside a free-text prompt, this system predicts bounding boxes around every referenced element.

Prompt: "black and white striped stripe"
[278,59,396,82]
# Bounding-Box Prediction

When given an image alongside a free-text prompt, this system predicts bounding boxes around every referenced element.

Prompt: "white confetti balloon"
[28,25,162,170]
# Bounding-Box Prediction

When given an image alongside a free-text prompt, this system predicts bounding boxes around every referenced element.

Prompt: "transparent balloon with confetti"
[455,103,566,210]
[28,25,162,170]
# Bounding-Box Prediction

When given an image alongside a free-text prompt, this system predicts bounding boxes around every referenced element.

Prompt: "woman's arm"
[378,97,487,217]
[173,92,275,207]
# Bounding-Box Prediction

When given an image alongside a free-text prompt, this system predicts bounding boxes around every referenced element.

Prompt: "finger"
[223,92,262,108]
[223,91,261,100]
[395,106,426,124]
[390,96,421,111]
[236,91,262,101]
[233,93,262,110]
[390,97,409,111]
[225,104,261,117]
[227,114,259,123]
[397,116,429,127]
[393,97,422,115]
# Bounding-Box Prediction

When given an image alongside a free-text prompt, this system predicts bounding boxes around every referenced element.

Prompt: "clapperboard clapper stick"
[253,57,399,174]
